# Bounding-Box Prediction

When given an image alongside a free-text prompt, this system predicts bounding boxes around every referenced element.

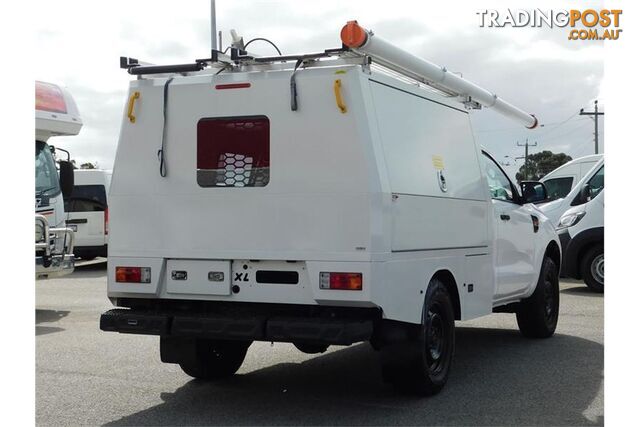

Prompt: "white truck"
[35,81,81,279]
[100,19,561,395]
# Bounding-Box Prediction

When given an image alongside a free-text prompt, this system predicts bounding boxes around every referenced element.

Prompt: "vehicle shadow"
[104,327,603,426]
[65,261,107,279]
[35,309,69,336]
[561,285,603,298]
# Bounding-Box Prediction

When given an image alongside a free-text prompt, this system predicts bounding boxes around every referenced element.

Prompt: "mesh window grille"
[197,116,270,187]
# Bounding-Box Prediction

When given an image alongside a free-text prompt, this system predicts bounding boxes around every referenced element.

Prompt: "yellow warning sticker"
[432,155,444,170]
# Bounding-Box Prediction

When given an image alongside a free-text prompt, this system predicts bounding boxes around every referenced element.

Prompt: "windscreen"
[35,141,61,198]
[64,185,107,212]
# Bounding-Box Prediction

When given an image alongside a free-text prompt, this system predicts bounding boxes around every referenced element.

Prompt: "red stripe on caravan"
[215,83,251,90]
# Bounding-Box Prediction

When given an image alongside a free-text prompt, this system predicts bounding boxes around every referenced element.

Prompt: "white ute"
[101,19,561,395]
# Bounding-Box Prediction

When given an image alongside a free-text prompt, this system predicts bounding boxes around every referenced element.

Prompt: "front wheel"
[516,257,559,338]
[581,245,604,293]
[179,339,251,380]
[380,279,455,395]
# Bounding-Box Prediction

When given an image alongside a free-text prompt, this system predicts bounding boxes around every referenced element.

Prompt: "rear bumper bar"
[100,308,374,346]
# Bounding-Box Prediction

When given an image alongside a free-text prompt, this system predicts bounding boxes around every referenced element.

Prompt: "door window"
[587,165,604,198]
[481,153,515,202]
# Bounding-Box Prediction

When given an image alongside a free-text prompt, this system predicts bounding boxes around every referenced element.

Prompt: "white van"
[554,163,604,292]
[100,20,561,395]
[539,157,604,230]
[541,154,603,201]
[65,169,112,260]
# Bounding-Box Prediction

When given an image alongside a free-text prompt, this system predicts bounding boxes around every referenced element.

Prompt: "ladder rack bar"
[340,21,538,129]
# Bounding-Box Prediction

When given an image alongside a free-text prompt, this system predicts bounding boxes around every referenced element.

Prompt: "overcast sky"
[35,0,604,179]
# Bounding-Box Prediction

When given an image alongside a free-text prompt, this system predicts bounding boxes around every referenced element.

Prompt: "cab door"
[481,153,537,300]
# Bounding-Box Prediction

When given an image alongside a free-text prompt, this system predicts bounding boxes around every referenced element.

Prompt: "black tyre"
[293,342,329,354]
[516,257,559,338]
[380,279,455,395]
[179,339,250,380]
[581,245,604,293]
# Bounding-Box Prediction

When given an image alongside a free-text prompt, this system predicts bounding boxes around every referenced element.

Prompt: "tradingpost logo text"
[477,9,623,41]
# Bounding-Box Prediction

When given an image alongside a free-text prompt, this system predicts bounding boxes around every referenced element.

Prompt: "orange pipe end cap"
[341,20,367,48]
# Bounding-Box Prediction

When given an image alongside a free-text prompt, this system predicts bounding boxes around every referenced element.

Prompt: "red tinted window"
[197,116,270,187]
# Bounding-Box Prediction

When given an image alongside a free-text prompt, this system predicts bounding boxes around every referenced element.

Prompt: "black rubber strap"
[158,77,174,177]
[290,59,303,111]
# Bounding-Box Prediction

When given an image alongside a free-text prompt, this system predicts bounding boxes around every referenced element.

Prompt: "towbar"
[340,21,538,129]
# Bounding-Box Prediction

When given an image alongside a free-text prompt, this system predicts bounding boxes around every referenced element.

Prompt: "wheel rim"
[425,306,448,374]
[591,254,604,285]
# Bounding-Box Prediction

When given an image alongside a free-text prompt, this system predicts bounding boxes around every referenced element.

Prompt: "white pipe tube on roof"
[340,21,538,129]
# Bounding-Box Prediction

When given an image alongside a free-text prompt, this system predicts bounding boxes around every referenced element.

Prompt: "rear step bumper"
[100,308,373,345]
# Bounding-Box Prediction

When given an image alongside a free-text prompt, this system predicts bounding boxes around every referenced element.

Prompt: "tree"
[516,151,572,182]
[80,162,98,169]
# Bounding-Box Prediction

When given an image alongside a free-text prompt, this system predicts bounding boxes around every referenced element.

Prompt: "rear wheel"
[516,257,559,338]
[581,245,604,293]
[293,342,329,354]
[178,339,250,380]
[380,279,455,395]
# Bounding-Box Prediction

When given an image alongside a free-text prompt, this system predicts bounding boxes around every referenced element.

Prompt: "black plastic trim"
[561,227,604,278]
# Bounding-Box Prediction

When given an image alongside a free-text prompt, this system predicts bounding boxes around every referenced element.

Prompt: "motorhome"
[547,160,604,292]
[100,18,561,395]
[35,81,81,279]
[540,154,602,200]
[65,169,112,260]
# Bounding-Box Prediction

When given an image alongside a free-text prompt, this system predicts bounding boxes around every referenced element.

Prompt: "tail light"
[115,266,151,283]
[319,272,362,291]
[104,207,109,235]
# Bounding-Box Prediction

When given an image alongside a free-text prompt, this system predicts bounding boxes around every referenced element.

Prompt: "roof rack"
[119,11,538,129]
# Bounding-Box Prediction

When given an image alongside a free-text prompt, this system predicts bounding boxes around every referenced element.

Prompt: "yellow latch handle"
[333,79,347,114]
[127,91,140,123]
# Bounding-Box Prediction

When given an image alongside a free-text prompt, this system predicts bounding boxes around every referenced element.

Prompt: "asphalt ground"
[36,261,603,426]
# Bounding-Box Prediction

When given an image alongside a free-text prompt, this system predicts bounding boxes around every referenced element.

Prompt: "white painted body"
[35,81,83,229]
[541,154,603,202]
[539,157,604,227]
[66,169,112,251]
[560,190,604,240]
[108,63,559,324]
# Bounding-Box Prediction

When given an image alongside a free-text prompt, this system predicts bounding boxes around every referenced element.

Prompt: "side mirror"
[59,160,75,199]
[520,181,548,204]
[580,184,593,203]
